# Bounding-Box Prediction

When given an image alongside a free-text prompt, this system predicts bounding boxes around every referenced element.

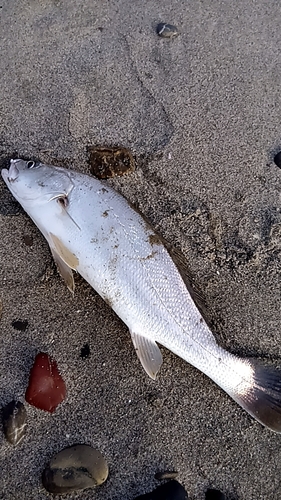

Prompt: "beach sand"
[1,1,281,498]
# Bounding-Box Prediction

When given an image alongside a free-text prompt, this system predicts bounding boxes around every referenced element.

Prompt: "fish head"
[1,159,74,208]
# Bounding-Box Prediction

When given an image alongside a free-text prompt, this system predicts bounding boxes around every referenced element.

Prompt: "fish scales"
[2,159,281,432]
[66,174,223,365]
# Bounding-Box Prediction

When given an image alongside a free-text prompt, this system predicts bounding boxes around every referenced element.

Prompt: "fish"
[2,158,281,432]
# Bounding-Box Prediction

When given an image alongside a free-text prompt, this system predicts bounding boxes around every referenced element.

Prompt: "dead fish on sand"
[2,159,281,432]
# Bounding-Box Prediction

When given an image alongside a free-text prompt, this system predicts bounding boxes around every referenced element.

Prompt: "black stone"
[23,234,33,246]
[274,151,281,169]
[134,480,188,500]
[42,444,108,494]
[205,489,225,500]
[156,23,179,38]
[2,400,27,445]
[12,320,28,331]
[80,343,91,359]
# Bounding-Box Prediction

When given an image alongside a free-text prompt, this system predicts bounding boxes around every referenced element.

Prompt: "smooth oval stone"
[2,400,27,445]
[205,489,225,500]
[25,352,66,413]
[134,480,188,500]
[156,23,179,38]
[274,151,281,169]
[42,444,108,494]
[88,145,135,179]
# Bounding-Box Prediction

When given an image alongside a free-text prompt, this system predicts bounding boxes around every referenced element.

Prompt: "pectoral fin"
[51,248,75,293]
[49,233,79,293]
[130,330,163,380]
[49,233,79,270]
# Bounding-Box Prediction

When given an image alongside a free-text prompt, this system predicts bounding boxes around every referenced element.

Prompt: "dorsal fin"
[165,243,211,326]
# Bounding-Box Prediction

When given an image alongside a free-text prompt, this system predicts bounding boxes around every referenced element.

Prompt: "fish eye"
[57,196,68,207]
[27,161,36,169]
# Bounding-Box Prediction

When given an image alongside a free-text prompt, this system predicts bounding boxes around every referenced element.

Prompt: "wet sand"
[1,1,281,498]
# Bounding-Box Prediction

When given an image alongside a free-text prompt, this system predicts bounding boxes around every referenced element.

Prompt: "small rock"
[155,471,178,481]
[42,444,108,494]
[25,352,66,413]
[134,480,188,500]
[156,23,179,38]
[2,400,27,445]
[205,489,225,500]
[12,319,28,332]
[23,234,33,246]
[274,151,281,169]
[80,343,91,359]
[88,145,135,179]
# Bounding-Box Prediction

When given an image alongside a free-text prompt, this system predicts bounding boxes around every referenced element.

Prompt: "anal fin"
[130,330,162,380]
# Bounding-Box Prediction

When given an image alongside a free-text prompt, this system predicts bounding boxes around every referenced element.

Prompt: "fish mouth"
[1,168,9,182]
[8,160,20,182]
[1,159,20,183]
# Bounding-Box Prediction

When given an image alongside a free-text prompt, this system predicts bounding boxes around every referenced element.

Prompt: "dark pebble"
[12,319,28,331]
[155,471,178,480]
[80,343,91,359]
[2,400,27,445]
[205,489,225,500]
[42,444,108,494]
[134,480,188,500]
[23,234,33,246]
[156,23,179,38]
[25,352,66,413]
[274,151,281,169]
[88,145,135,179]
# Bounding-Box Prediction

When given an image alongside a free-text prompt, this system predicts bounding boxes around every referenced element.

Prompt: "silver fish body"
[2,159,281,432]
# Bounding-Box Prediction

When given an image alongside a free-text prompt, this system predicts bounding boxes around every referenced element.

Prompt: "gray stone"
[156,23,179,38]
[2,400,27,446]
[42,444,108,494]
[155,471,179,480]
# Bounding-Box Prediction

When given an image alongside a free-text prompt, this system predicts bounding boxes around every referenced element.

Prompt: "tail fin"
[229,359,281,432]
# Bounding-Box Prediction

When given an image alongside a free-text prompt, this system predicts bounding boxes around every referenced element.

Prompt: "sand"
[1,1,281,498]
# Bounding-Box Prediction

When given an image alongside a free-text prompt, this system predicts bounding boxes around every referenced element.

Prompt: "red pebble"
[25,353,66,413]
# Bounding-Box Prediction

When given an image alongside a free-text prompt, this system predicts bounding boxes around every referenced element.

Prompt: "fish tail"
[228,358,281,432]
